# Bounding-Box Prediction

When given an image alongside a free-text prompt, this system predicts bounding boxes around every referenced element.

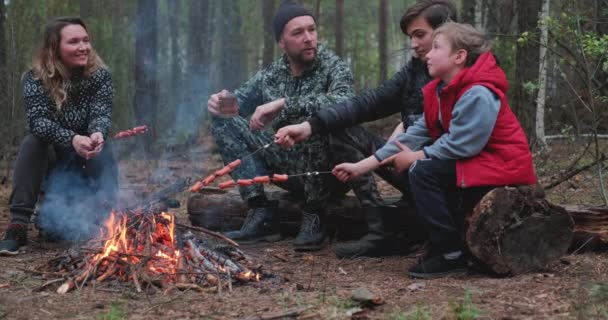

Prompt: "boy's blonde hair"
[433,22,491,66]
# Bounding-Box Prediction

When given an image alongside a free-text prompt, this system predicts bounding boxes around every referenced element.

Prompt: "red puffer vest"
[422,52,536,188]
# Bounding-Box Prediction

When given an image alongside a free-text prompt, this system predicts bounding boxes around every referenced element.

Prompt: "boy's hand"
[274,122,312,148]
[380,141,426,174]
[333,156,380,182]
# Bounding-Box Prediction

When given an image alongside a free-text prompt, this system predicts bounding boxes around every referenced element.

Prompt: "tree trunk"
[185,0,210,145]
[460,0,476,25]
[474,0,484,30]
[134,0,159,156]
[513,0,542,139]
[188,185,576,276]
[262,0,275,67]
[79,0,92,20]
[168,0,181,111]
[378,0,388,83]
[535,0,549,148]
[0,0,6,95]
[334,0,344,57]
[220,0,245,90]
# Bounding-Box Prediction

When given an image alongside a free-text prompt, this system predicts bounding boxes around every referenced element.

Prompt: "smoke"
[37,149,118,241]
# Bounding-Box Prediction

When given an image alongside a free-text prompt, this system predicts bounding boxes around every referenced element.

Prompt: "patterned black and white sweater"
[23,68,114,148]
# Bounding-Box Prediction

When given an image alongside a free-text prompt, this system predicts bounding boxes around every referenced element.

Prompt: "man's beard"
[288,48,317,67]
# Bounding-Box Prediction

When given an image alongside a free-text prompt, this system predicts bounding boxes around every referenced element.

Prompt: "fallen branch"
[175,222,239,247]
[543,153,607,190]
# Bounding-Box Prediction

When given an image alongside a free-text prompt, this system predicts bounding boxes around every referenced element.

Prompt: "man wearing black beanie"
[206,0,385,252]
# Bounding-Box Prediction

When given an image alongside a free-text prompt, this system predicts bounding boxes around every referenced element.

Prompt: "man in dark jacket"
[275,0,458,258]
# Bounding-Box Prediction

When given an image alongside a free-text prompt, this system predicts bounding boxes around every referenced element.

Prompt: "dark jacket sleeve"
[308,65,410,134]
[23,72,77,148]
[87,69,114,138]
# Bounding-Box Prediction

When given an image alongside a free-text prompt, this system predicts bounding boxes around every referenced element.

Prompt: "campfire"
[39,207,262,294]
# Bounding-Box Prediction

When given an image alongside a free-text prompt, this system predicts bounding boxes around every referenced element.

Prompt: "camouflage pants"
[211,116,334,212]
[211,117,401,212]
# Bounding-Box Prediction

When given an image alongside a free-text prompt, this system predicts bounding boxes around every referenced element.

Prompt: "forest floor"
[0,134,607,320]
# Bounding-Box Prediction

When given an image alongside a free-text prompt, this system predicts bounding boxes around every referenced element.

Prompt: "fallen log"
[189,185,578,276]
[187,190,423,240]
[563,205,608,251]
[465,185,574,275]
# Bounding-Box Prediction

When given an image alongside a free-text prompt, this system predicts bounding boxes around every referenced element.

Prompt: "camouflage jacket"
[234,45,355,129]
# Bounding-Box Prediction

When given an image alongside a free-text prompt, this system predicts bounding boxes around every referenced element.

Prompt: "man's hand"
[274,122,312,148]
[380,141,426,174]
[250,98,285,130]
[207,89,239,117]
[72,135,94,159]
[332,156,380,182]
[387,122,404,142]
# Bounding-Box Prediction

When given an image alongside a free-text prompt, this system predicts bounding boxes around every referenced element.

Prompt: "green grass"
[572,283,608,319]
[389,304,432,320]
[449,286,483,320]
[96,302,127,320]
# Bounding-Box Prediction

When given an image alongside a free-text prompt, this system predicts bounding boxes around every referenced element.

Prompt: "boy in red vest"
[332,22,536,278]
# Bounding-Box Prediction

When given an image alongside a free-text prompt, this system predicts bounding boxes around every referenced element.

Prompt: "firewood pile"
[36,181,263,294]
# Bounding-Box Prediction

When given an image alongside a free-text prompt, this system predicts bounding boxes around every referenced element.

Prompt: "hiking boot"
[0,224,28,256]
[408,251,468,279]
[223,207,280,243]
[335,206,421,258]
[293,211,327,251]
[335,207,392,258]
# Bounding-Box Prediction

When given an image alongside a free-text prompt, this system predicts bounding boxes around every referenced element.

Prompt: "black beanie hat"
[273,0,315,41]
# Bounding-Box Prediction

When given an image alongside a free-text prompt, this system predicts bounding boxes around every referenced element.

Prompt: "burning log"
[38,209,263,294]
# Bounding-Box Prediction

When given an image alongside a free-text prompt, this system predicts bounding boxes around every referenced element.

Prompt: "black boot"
[335,206,424,258]
[223,207,281,243]
[0,224,28,256]
[334,207,391,258]
[293,211,327,251]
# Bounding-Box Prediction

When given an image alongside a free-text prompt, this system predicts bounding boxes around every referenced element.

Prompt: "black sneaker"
[223,207,281,243]
[293,211,327,251]
[408,252,468,279]
[0,224,28,256]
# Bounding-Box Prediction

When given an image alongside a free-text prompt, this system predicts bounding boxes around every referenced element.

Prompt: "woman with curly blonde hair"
[0,17,118,255]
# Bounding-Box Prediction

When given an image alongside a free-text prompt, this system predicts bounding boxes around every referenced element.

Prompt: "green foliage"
[96,302,127,320]
[449,286,483,320]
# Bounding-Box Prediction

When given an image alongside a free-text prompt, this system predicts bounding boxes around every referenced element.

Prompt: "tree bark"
[134,0,159,155]
[513,0,542,139]
[262,0,275,67]
[564,206,608,251]
[378,0,388,83]
[334,0,344,57]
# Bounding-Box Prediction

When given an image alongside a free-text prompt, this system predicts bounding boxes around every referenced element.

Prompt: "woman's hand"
[274,122,312,148]
[250,99,285,130]
[88,132,105,158]
[72,135,94,159]
[332,156,380,182]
